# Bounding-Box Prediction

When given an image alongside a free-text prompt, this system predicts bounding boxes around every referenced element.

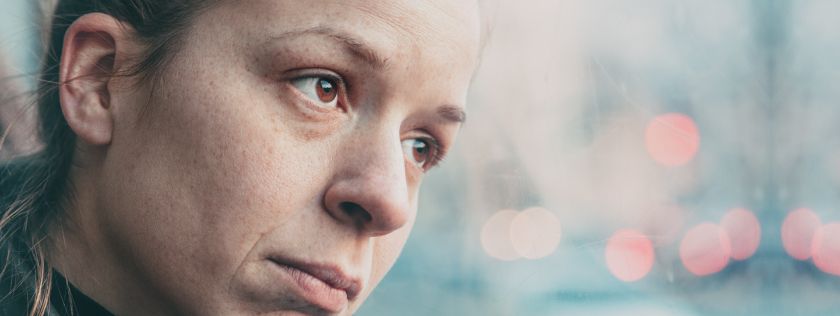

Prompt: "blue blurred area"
[0,0,40,87]
[361,1,840,315]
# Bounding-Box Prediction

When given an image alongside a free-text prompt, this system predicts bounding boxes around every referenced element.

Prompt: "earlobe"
[59,13,129,146]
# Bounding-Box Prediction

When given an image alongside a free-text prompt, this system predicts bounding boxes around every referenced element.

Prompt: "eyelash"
[418,135,448,171]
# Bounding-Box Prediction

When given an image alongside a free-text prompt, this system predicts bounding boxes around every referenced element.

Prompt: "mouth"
[267,256,362,313]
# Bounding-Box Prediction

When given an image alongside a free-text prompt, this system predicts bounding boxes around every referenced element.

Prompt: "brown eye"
[291,76,341,109]
[316,78,337,103]
[401,138,438,171]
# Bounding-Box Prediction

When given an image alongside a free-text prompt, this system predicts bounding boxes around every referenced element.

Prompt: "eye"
[290,76,340,109]
[401,138,442,171]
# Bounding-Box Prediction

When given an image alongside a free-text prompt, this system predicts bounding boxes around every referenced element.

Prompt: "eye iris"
[316,78,337,102]
[412,141,428,165]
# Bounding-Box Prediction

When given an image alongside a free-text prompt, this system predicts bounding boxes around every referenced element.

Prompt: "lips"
[268,256,362,312]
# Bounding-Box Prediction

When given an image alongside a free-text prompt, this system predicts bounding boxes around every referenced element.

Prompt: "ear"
[59,13,132,146]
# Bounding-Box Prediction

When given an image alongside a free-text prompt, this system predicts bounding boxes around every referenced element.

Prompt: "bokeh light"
[645,113,700,167]
[812,222,840,276]
[480,209,521,261]
[720,208,761,261]
[509,207,563,260]
[605,229,655,282]
[781,208,822,261]
[679,222,732,276]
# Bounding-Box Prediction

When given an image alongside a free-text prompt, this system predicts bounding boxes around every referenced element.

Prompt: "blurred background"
[3,0,840,315]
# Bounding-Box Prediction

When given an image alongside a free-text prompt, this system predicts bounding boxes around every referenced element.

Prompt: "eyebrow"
[271,26,391,70]
[437,105,467,124]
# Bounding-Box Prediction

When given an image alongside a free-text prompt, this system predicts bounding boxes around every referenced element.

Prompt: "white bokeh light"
[509,207,563,260]
[480,209,521,261]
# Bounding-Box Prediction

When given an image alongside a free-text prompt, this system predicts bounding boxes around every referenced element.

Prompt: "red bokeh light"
[605,229,655,282]
[679,222,731,276]
[812,222,840,276]
[720,208,761,261]
[645,113,700,167]
[781,208,821,261]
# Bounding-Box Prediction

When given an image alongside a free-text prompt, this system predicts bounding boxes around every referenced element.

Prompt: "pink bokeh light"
[781,208,821,261]
[645,113,700,167]
[679,222,731,276]
[812,222,840,276]
[720,208,761,261]
[605,229,655,282]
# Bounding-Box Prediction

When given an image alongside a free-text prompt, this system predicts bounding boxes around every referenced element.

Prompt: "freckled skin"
[50,1,480,316]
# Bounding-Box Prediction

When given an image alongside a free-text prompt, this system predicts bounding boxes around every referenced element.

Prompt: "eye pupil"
[316,78,337,102]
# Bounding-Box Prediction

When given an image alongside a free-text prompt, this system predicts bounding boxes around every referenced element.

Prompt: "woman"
[0,0,482,315]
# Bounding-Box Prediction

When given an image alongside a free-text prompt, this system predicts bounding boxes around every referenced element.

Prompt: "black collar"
[51,272,115,316]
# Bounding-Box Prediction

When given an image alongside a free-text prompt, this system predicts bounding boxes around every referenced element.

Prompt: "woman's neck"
[46,168,177,316]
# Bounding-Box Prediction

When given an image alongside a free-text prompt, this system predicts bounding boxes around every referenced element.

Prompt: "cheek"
[98,62,336,310]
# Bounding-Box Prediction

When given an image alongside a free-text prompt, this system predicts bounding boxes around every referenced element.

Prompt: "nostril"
[339,202,372,224]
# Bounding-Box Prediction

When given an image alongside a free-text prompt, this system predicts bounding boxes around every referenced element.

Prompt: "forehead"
[209,0,482,72]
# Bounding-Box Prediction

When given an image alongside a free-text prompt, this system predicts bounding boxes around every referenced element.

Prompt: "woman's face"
[92,0,480,315]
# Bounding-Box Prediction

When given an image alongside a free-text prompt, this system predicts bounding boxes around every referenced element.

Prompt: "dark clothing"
[0,258,114,316]
[49,272,114,316]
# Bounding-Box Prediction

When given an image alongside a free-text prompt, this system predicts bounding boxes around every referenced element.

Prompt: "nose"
[323,128,411,237]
